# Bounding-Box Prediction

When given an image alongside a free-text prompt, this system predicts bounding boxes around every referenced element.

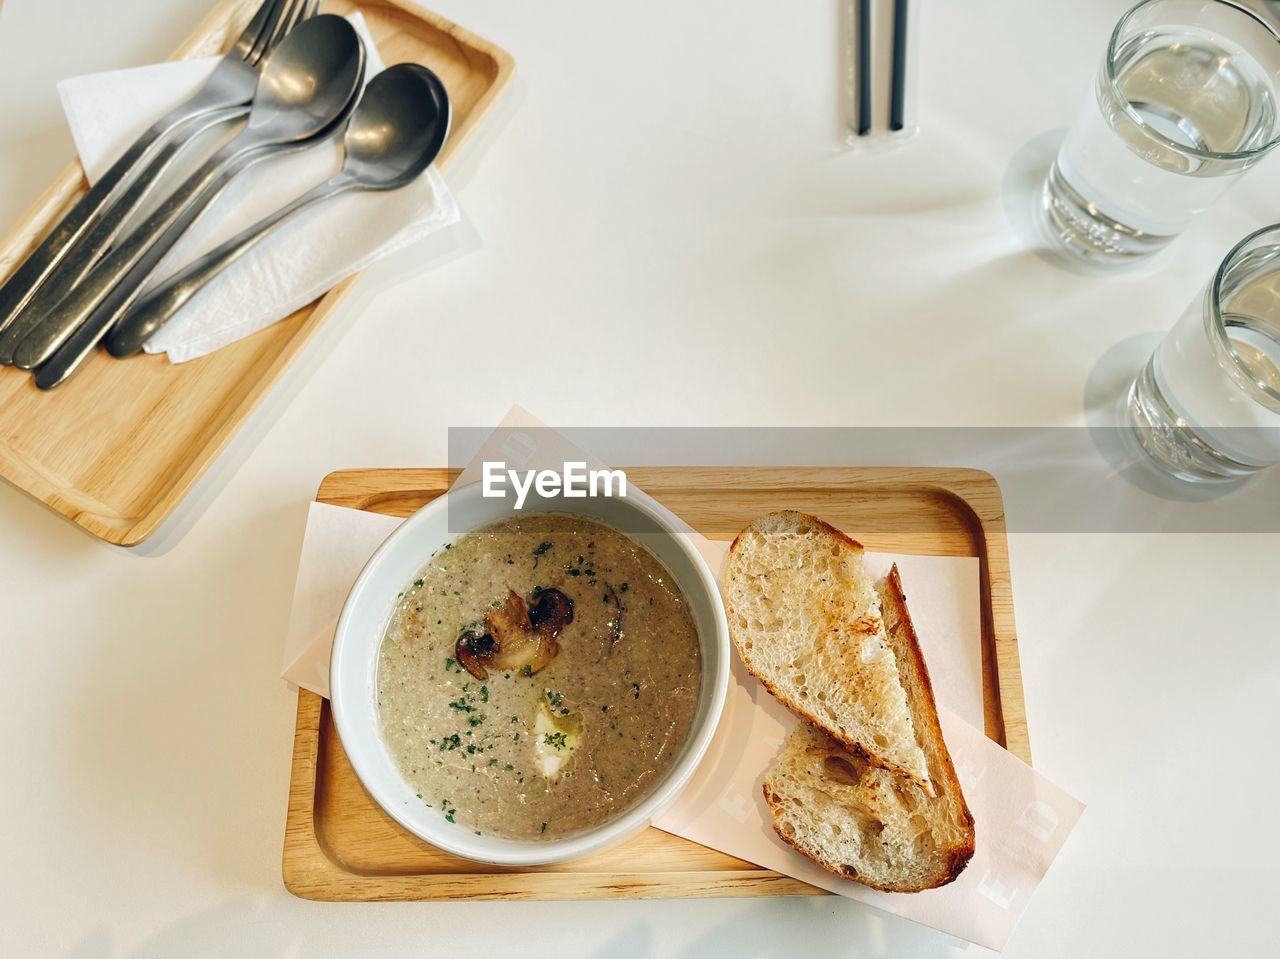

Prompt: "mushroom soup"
[376,514,702,840]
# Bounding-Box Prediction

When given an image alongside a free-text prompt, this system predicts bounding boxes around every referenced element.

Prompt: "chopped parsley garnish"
[532,541,552,568]
[521,665,533,677]
[480,685,489,703]
[546,690,563,707]
[468,713,485,727]
[438,734,461,751]
[543,731,568,750]
[413,578,424,588]
[449,696,473,712]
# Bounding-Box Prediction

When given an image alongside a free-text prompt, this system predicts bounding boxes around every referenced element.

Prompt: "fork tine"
[234,0,284,62]
[263,0,312,58]
[247,0,289,65]
[286,0,320,40]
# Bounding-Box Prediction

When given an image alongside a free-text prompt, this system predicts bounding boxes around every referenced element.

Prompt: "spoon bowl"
[342,64,452,189]
[245,13,367,144]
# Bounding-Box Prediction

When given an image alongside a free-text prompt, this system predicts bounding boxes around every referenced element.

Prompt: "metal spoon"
[108,64,451,357]
[16,14,365,380]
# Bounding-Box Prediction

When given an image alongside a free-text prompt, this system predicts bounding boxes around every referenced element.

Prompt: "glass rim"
[1208,223,1280,408]
[1105,0,1280,162]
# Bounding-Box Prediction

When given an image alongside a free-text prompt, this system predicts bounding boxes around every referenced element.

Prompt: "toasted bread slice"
[724,511,930,787]
[762,568,975,892]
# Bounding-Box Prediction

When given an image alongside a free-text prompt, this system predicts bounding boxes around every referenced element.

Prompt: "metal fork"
[0,0,319,355]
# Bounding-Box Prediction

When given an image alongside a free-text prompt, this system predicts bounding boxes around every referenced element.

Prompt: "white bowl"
[330,481,729,867]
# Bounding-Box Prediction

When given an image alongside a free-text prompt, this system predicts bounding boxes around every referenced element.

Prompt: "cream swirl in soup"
[376,514,701,840]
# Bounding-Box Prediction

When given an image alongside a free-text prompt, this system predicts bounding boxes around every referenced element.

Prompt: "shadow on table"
[1083,332,1267,503]
[1001,129,1169,280]
[584,897,963,959]
[61,899,294,959]
[59,895,965,959]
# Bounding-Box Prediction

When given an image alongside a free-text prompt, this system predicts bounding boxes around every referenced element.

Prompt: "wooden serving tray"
[283,466,1030,901]
[0,1,513,546]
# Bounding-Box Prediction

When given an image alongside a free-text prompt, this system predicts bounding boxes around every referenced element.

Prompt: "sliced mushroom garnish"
[455,588,572,680]
[453,628,494,679]
[528,587,574,638]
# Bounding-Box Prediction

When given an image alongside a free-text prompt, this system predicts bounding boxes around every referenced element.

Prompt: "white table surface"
[2,0,1279,955]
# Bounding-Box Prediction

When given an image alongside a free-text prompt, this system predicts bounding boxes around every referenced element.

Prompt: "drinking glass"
[1043,0,1280,263]
[1128,223,1280,482]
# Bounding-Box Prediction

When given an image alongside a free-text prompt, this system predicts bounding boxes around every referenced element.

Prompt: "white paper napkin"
[56,13,461,362]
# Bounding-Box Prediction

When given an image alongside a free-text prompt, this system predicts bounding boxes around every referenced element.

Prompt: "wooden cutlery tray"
[282,466,1030,901]
[0,1,513,545]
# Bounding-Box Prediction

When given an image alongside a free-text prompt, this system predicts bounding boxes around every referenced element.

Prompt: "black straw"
[857,0,872,136]
[889,0,908,131]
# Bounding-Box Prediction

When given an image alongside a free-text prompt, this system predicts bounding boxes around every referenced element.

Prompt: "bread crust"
[730,511,975,893]
[728,509,865,558]
[874,565,975,883]
[726,512,928,786]
[881,566,976,839]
